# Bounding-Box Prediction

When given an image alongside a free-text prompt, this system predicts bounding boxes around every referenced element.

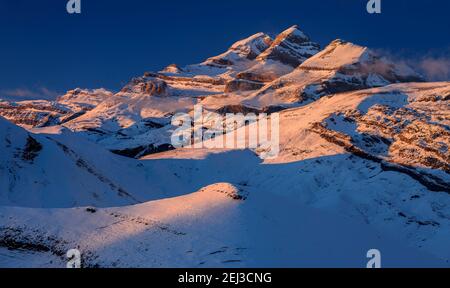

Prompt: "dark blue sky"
[0,0,449,99]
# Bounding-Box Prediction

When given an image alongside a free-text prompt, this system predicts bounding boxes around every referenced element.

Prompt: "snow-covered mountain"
[0,27,422,159]
[57,36,422,158]
[0,89,113,128]
[0,116,169,208]
[0,25,449,268]
[248,39,424,107]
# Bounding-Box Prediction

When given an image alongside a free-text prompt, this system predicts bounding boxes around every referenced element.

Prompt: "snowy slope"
[0,116,182,208]
[248,40,423,107]
[57,88,113,111]
[0,182,447,268]
[177,82,450,264]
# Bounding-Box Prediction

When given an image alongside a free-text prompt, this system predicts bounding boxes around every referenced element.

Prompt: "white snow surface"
[0,25,448,268]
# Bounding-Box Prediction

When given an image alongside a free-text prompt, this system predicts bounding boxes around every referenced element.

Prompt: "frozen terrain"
[0,25,449,268]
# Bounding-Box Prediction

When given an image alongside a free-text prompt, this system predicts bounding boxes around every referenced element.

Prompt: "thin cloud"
[0,87,60,101]
[372,48,450,82]
[419,58,450,81]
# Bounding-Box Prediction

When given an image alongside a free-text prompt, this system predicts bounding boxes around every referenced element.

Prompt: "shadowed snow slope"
[0,182,447,268]
[0,116,184,208]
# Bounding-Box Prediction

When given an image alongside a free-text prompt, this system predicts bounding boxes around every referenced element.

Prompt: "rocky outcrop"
[225,79,265,92]
[22,136,42,162]
[215,105,261,115]
[0,101,69,127]
[111,143,174,158]
[144,72,225,85]
[121,77,168,96]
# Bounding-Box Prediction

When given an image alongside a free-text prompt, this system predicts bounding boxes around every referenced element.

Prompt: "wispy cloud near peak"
[0,87,60,101]
[419,57,450,81]
[373,48,450,82]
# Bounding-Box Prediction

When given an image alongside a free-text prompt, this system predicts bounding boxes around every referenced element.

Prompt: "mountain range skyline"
[1,0,450,99]
[0,1,449,268]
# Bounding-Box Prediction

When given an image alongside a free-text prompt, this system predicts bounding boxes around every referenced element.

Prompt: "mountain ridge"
[0,25,449,267]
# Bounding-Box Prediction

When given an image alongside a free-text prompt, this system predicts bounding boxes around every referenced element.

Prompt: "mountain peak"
[274,25,309,43]
[256,25,320,67]
[299,39,369,70]
[298,39,423,83]
[329,39,350,46]
[204,32,273,67]
[160,64,183,74]
[229,32,272,50]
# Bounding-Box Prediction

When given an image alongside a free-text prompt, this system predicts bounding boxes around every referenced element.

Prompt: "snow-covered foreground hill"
[0,117,188,208]
[0,25,449,268]
[0,181,447,268]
